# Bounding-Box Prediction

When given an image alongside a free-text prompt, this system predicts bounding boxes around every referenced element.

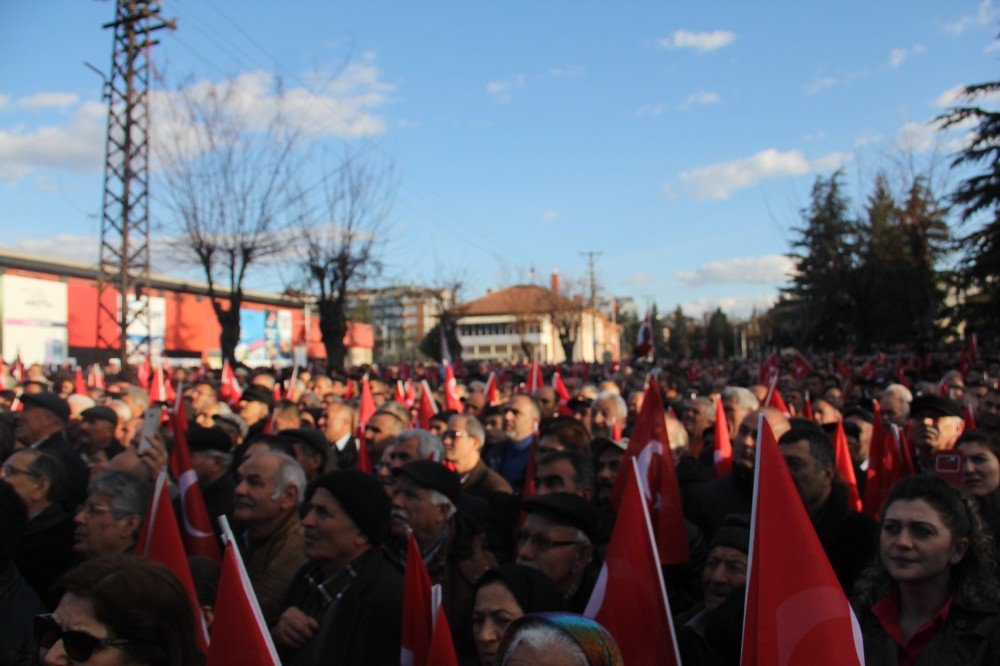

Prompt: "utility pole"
[95,0,175,369]
[580,250,602,362]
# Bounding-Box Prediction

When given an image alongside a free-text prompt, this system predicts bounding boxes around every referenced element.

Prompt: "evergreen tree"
[668,305,693,358]
[706,308,734,358]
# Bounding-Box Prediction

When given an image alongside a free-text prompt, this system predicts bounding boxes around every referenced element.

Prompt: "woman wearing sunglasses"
[37,555,200,665]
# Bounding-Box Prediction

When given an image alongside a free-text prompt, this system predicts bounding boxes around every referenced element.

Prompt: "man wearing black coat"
[272,470,402,666]
[778,423,879,595]
[12,392,88,512]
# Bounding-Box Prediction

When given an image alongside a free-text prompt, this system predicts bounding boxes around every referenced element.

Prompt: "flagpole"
[741,413,767,663]
[628,457,681,666]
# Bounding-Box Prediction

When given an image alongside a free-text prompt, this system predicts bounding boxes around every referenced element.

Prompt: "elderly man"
[588,391,627,440]
[387,460,495,663]
[719,387,760,440]
[186,426,237,527]
[532,386,559,421]
[13,392,89,511]
[682,397,715,460]
[272,470,402,664]
[910,394,966,471]
[2,449,78,605]
[393,428,445,467]
[486,395,541,490]
[73,470,151,560]
[364,409,407,459]
[686,407,790,540]
[880,383,913,427]
[75,405,125,467]
[778,424,878,593]
[516,493,598,613]
[442,416,511,499]
[189,381,226,428]
[534,450,594,500]
[234,450,309,625]
[280,428,329,484]
[320,402,358,472]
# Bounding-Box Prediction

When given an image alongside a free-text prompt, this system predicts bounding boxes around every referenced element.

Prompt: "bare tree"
[547,274,586,362]
[154,76,303,366]
[298,150,394,369]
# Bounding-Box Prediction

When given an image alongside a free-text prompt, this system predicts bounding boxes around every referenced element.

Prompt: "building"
[0,249,373,368]
[348,285,446,363]
[453,272,620,363]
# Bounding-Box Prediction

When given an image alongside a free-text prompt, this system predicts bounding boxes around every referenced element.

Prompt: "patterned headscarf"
[496,612,623,666]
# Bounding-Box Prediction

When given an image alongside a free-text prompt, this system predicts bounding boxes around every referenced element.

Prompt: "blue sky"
[2,0,997,319]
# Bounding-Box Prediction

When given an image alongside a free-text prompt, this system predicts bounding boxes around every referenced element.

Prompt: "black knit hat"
[20,392,70,423]
[911,394,963,419]
[475,564,565,615]
[81,405,118,426]
[279,428,329,458]
[522,492,598,543]
[312,470,392,547]
[396,460,462,506]
[709,513,751,554]
[185,426,234,454]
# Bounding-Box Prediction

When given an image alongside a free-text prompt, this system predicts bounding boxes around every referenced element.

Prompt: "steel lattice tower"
[96,0,174,367]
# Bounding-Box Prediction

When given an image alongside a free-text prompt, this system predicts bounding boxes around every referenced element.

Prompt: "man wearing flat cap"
[238,385,275,442]
[272,470,402,665]
[185,425,237,529]
[909,394,965,471]
[386,459,497,663]
[280,428,329,484]
[75,406,125,466]
[13,392,88,511]
[516,492,598,614]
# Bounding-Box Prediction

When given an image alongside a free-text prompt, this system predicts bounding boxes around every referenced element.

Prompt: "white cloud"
[803,76,837,95]
[678,293,780,318]
[658,29,735,52]
[935,83,1000,108]
[634,103,665,117]
[485,74,525,103]
[550,65,584,78]
[888,44,925,69]
[0,100,106,181]
[542,210,560,221]
[854,133,883,148]
[894,122,938,153]
[17,92,80,109]
[675,255,794,287]
[945,0,999,35]
[680,91,720,109]
[676,148,850,200]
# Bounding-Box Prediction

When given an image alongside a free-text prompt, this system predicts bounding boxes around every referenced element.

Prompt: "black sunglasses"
[34,614,131,661]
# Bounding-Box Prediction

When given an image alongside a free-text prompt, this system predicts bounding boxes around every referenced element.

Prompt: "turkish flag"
[527,353,543,395]
[584,458,680,666]
[713,397,733,477]
[741,415,864,665]
[442,362,464,413]
[483,372,499,406]
[394,380,407,406]
[803,391,814,420]
[764,376,791,416]
[219,360,241,406]
[358,374,377,430]
[401,532,433,666]
[169,401,222,562]
[136,472,211,652]
[342,377,356,401]
[864,417,905,519]
[426,602,459,666]
[833,420,862,511]
[609,381,689,564]
[417,380,439,430]
[87,363,106,391]
[73,368,88,396]
[206,534,281,666]
[551,371,572,415]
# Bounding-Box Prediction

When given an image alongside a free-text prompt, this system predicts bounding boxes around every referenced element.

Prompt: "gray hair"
[89,470,152,520]
[499,624,588,666]
[882,383,913,403]
[397,429,445,462]
[270,452,307,507]
[125,386,150,413]
[722,386,760,411]
[27,451,66,504]
[67,394,96,412]
[449,414,485,445]
[107,399,133,423]
[595,391,628,421]
[429,489,457,519]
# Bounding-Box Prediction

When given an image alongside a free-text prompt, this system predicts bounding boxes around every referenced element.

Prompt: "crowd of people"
[0,345,999,665]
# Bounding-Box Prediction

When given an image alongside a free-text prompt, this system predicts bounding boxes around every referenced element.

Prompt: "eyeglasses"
[516,529,582,553]
[1,464,37,479]
[34,614,131,661]
[78,501,115,518]
[441,430,466,441]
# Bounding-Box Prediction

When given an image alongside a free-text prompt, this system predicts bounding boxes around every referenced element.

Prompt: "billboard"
[237,308,293,365]
[123,295,166,362]
[1,275,69,365]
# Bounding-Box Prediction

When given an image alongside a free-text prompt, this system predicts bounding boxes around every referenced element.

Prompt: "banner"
[1,275,68,365]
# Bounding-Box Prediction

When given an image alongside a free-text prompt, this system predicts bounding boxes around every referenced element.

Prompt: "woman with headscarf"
[495,612,623,666]
[471,564,564,666]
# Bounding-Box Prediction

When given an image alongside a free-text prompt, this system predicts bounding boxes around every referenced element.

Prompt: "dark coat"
[812,483,879,596]
[279,549,404,666]
[14,503,79,608]
[684,470,753,542]
[0,561,46,666]
[34,430,88,512]
[324,437,359,473]
[462,460,517,561]
[856,593,1000,666]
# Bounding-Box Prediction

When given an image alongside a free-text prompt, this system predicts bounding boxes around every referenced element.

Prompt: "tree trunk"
[215,300,241,368]
[318,298,348,370]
